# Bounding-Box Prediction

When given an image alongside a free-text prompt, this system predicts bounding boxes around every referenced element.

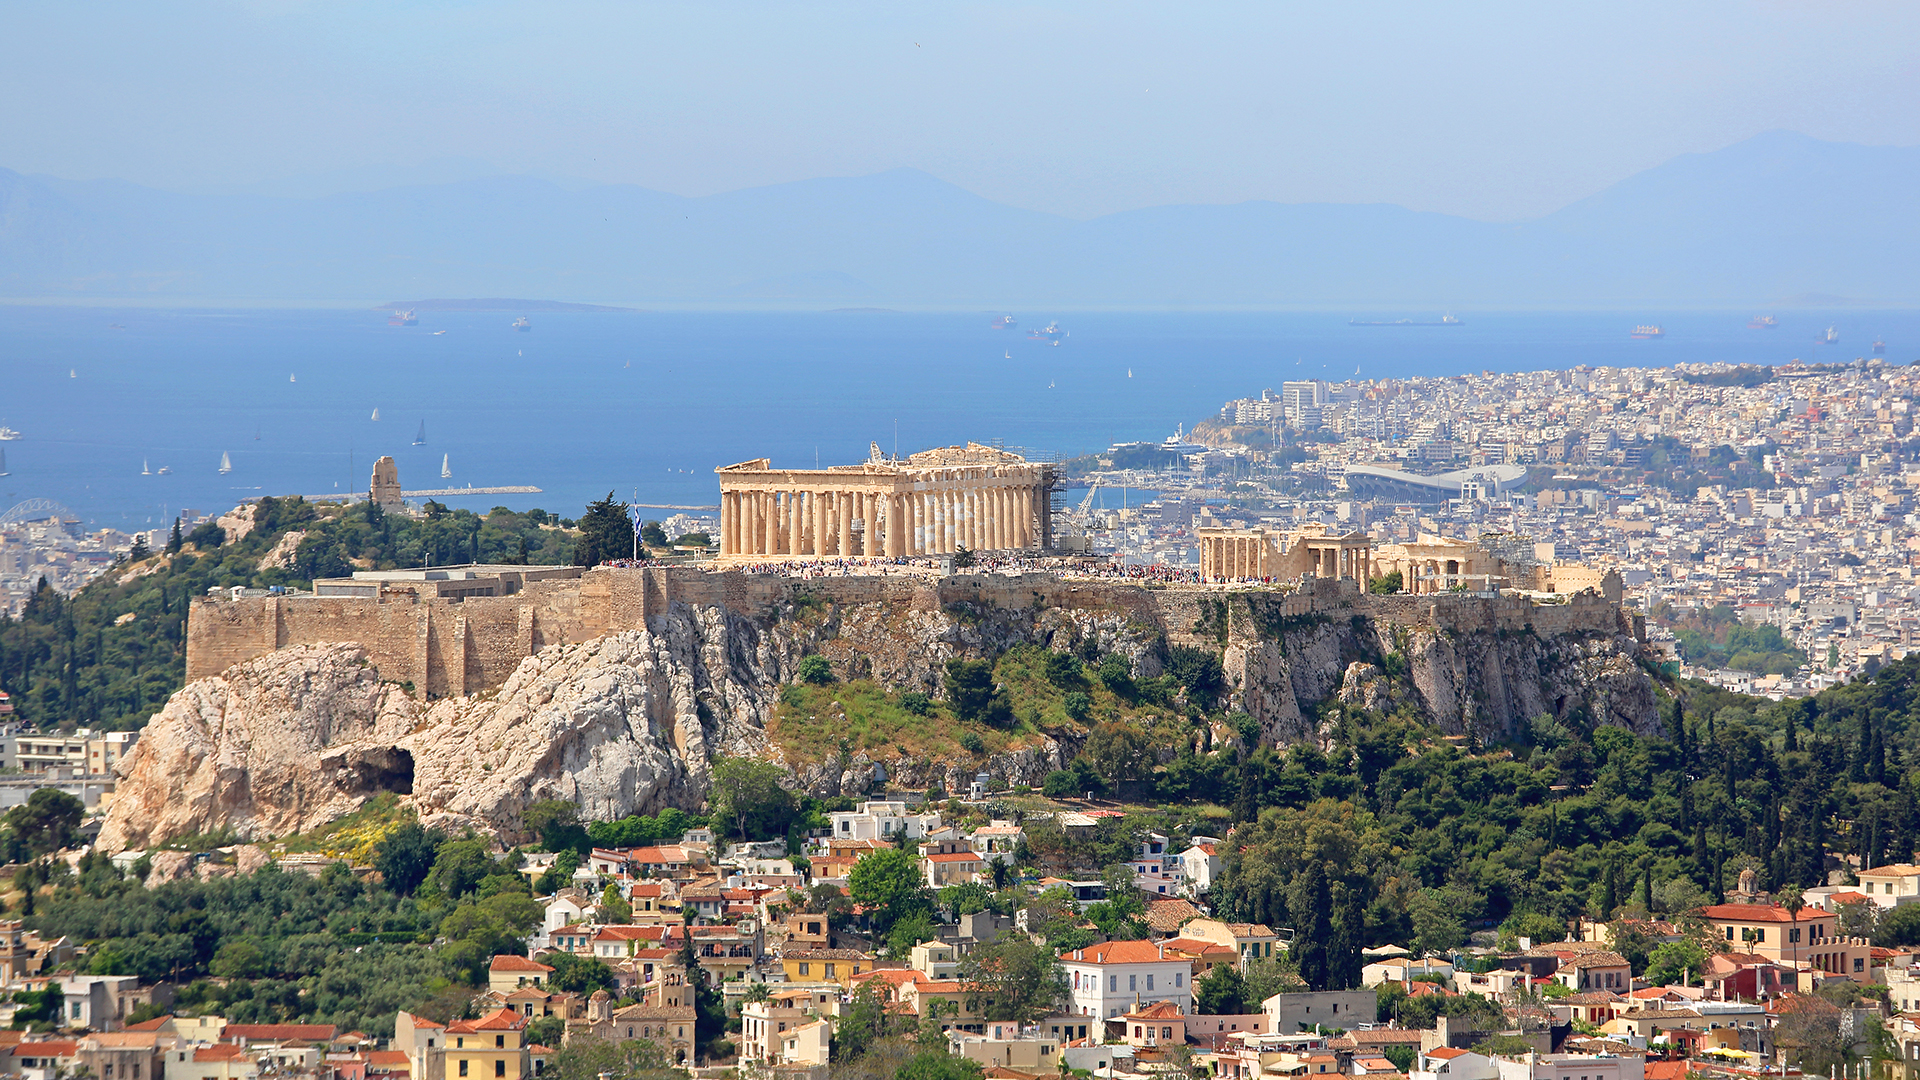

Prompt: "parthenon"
[715,443,1054,559]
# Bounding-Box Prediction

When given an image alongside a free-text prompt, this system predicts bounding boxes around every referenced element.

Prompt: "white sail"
[142,459,151,476]
[441,454,451,479]
[219,451,232,474]
[371,407,380,421]
[413,421,426,445]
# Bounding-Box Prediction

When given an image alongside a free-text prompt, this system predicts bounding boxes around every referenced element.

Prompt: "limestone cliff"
[102,575,1662,851]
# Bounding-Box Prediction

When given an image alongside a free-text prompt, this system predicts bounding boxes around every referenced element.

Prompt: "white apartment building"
[826,800,942,843]
[1059,940,1193,1019]
[1854,864,1920,909]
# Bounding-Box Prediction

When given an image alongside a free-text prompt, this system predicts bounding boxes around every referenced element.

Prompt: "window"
[825,963,836,978]
[798,963,810,976]
[1146,974,1154,990]
[1175,973,1184,988]
[1790,929,1801,943]
[1110,976,1118,992]
[496,1036,505,1049]
[460,1062,469,1077]
[1129,975,1137,991]
[457,1039,465,1049]
[495,1063,505,1078]
[1755,929,1765,942]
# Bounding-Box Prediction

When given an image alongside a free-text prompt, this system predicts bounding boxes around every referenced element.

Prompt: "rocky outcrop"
[100,644,421,851]
[103,577,1661,851]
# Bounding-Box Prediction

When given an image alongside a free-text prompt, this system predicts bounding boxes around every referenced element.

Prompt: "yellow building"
[779,949,873,988]
[443,1008,528,1080]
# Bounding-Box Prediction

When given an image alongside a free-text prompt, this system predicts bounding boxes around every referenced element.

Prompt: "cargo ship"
[1631,325,1664,339]
[513,317,531,332]
[1028,321,1063,340]
[1873,339,1886,355]
[1747,315,1778,329]
[1820,326,1839,345]
[388,310,417,326]
[990,314,1017,329]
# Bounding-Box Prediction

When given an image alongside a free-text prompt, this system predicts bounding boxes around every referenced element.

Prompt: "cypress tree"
[1638,862,1654,913]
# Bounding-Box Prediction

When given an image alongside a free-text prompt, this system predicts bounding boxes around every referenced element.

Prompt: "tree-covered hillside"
[1209,656,1920,986]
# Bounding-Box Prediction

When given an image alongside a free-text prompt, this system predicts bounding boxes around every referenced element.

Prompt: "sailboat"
[142,459,151,476]
[219,452,232,475]
[370,407,380,421]
[290,373,296,382]
[253,425,261,441]
[413,421,426,445]
[1127,369,1132,378]
[441,454,452,479]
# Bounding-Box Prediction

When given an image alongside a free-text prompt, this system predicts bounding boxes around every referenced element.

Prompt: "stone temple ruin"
[714,443,1054,559]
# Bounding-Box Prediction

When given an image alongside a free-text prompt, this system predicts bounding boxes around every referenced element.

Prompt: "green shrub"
[798,655,835,685]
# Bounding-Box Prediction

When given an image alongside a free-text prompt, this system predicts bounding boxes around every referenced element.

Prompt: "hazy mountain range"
[1,131,1914,307]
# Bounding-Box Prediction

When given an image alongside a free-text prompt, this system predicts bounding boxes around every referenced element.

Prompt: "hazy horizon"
[5,1,1919,223]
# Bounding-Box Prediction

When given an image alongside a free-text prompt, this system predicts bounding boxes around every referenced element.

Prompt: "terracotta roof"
[1857,864,1920,878]
[786,948,872,960]
[224,1024,339,1042]
[1557,991,1625,1005]
[1143,898,1203,932]
[1346,1030,1425,1046]
[1644,1061,1691,1080]
[1061,940,1176,965]
[1425,1047,1473,1060]
[489,955,555,972]
[1563,951,1631,968]
[925,852,984,863]
[125,1017,172,1032]
[1698,903,1826,923]
[13,1042,78,1059]
[402,1014,445,1029]
[365,1051,412,1068]
[193,1045,247,1062]
[1123,1001,1187,1020]
[447,1008,527,1033]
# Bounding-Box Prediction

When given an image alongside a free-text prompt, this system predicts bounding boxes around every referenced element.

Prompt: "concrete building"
[715,443,1053,559]
[1261,990,1378,1032]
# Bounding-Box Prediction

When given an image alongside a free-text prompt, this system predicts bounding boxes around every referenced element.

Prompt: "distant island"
[374,298,632,312]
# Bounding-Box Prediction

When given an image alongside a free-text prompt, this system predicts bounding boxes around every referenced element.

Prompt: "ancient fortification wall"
[187,568,1639,699]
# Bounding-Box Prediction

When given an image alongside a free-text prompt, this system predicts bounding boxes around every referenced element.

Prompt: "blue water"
[0,306,1914,531]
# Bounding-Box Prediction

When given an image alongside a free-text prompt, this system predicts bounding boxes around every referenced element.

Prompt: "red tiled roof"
[1426,1048,1472,1060]
[447,1008,527,1034]
[224,1024,339,1042]
[1060,940,1175,965]
[194,1045,247,1062]
[125,1017,172,1032]
[1698,903,1826,923]
[12,1042,77,1059]
[489,955,554,972]
[365,1051,412,1068]
[925,852,984,863]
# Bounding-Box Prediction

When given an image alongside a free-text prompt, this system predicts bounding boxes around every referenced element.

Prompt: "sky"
[3,1,1918,222]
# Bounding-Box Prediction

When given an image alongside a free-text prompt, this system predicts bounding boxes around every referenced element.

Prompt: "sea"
[0,306,1914,534]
